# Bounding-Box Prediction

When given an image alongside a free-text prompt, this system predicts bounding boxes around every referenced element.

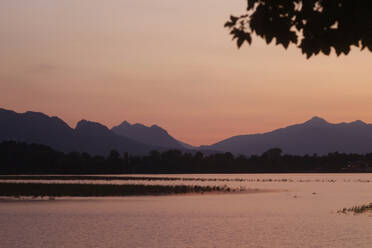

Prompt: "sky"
[1,0,372,146]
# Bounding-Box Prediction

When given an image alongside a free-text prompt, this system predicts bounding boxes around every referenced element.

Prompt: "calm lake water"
[0,173,371,248]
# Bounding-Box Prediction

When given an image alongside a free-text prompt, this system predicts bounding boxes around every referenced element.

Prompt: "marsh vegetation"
[0,182,238,197]
[338,202,372,214]
[0,175,370,184]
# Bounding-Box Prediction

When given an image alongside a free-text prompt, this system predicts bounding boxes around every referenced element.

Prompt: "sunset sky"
[1,0,372,146]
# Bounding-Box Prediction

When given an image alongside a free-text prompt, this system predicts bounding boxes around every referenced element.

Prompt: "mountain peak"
[350,120,366,126]
[119,120,131,126]
[304,116,328,126]
[24,111,50,119]
[150,124,167,133]
[132,123,147,128]
[76,119,110,134]
[111,121,183,149]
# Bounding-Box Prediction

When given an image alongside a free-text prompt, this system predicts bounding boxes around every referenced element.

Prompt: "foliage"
[0,141,371,174]
[225,1,372,58]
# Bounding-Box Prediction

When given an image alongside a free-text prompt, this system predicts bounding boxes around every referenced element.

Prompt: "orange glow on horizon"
[1,0,372,146]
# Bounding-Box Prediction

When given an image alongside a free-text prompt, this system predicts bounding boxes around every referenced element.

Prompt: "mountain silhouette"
[0,108,78,152]
[2,108,372,156]
[112,121,193,149]
[75,120,156,155]
[201,117,372,155]
[0,108,156,155]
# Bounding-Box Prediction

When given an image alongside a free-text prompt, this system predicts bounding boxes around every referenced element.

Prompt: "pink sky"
[1,0,372,146]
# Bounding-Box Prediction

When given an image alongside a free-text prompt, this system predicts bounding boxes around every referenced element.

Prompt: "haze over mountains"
[2,107,372,156]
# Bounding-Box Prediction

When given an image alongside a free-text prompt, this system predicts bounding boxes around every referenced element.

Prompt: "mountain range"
[0,108,156,155]
[1,107,372,156]
[111,121,187,150]
[202,116,372,155]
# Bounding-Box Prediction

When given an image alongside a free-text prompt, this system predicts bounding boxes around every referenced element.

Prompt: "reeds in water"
[338,202,372,214]
[0,182,234,197]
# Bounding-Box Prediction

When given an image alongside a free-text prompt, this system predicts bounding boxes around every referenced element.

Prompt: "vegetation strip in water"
[0,175,201,181]
[338,202,372,214]
[0,175,370,183]
[0,182,235,197]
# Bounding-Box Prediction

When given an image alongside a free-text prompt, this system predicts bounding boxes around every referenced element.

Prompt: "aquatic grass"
[1,175,369,183]
[0,182,235,197]
[338,202,372,214]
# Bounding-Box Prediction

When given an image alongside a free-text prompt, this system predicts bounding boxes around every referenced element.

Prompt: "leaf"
[224,15,239,28]
[237,37,245,48]
[321,46,331,55]
[265,34,274,44]
[282,39,290,49]
[224,21,234,28]
[230,15,239,23]
[335,46,342,56]
[226,0,372,58]
[342,45,350,55]
[245,33,252,45]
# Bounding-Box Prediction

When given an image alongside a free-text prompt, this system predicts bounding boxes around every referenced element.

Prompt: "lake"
[0,173,371,248]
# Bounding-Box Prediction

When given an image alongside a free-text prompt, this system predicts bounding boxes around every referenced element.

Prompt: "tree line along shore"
[1,141,372,174]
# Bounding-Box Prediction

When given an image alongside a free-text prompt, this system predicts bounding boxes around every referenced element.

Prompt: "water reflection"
[0,174,371,248]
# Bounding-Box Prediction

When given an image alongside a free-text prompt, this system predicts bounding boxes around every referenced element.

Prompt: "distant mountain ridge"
[201,116,372,155]
[2,107,372,156]
[111,121,192,150]
[0,108,156,155]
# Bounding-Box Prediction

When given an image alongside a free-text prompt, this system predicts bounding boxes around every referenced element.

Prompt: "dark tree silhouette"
[1,141,371,174]
[225,1,372,58]
[262,148,282,161]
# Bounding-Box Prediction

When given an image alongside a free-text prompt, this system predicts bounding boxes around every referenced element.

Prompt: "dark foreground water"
[0,174,371,248]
